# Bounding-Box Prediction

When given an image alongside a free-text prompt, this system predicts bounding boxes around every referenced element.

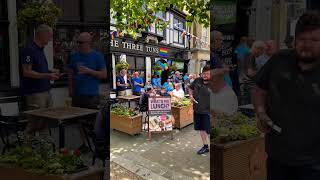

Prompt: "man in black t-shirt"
[189,65,211,155]
[252,12,320,180]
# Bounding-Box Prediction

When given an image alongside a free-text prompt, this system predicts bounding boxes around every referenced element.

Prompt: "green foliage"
[172,97,192,107]
[111,0,211,38]
[211,112,261,144]
[17,1,62,30]
[153,64,162,71]
[116,62,130,72]
[0,140,85,175]
[111,105,138,117]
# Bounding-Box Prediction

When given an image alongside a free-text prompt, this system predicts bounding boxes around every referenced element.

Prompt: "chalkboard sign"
[213,0,237,67]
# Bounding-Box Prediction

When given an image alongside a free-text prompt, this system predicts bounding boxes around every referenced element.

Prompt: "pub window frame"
[52,0,108,87]
[173,16,185,45]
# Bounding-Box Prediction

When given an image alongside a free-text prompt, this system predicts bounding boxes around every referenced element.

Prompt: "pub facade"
[110,9,191,90]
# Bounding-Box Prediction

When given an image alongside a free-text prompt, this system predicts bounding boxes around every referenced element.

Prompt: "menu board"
[148,97,173,132]
[213,0,237,67]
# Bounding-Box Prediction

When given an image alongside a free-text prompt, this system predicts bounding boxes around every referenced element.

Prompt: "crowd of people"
[116,69,199,101]
[212,30,278,108]
[214,11,320,180]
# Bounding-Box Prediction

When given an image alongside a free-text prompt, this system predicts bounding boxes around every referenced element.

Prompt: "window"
[115,55,146,82]
[173,16,185,45]
[155,12,165,37]
[0,1,7,19]
[52,0,107,86]
[83,0,107,22]
[0,1,9,90]
[54,0,81,22]
[53,27,107,85]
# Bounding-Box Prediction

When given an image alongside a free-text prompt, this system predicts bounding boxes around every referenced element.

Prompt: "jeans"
[267,158,320,180]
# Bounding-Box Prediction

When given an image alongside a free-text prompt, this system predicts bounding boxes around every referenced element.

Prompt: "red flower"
[60,148,69,156]
[74,149,81,157]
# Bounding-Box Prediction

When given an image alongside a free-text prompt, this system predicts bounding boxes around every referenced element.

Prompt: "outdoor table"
[24,107,99,149]
[117,95,141,108]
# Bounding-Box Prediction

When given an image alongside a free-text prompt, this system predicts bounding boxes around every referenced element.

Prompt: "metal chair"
[0,92,28,154]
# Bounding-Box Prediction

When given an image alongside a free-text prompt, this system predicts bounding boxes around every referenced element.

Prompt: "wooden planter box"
[0,165,104,180]
[110,113,142,135]
[172,105,193,129]
[212,136,267,180]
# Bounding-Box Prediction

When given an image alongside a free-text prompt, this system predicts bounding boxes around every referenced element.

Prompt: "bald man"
[68,32,107,152]
[131,71,144,95]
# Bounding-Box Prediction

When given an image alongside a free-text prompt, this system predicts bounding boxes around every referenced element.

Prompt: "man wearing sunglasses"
[68,32,107,152]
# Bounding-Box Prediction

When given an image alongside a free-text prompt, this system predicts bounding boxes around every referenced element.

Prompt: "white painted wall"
[249,0,272,40]
[146,57,152,83]
[44,41,54,70]
[8,0,20,88]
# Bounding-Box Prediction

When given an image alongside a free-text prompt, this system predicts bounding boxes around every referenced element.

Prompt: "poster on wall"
[148,97,173,133]
[213,0,237,67]
[213,0,237,25]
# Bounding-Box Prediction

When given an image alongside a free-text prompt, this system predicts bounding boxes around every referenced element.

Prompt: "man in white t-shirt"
[210,69,238,127]
[172,83,185,99]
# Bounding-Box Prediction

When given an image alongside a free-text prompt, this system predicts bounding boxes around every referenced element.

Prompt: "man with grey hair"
[20,24,60,137]
[242,40,266,104]
[211,30,233,92]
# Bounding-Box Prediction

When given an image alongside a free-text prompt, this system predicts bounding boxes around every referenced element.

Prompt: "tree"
[111,0,211,38]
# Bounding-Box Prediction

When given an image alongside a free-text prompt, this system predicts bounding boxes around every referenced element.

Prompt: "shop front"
[110,37,190,90]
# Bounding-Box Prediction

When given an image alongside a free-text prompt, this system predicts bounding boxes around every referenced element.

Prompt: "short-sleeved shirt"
[20,41,51,95]
[69,50,106,96]
[152,78,162,89]
[189,78,210,114]
[172,89,185,98]
[131,77,144,93]
[116,75,126,92]
[255,49,320,166]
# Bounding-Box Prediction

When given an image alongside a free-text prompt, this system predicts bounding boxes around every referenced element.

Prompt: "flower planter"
[211,136,267,180]
[0,165,104,180]
[110,113,142,135]
[171,105,193,129]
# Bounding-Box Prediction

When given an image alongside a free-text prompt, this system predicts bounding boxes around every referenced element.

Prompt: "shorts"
[24,91,53,134]
[25,91,53,110]
[117,90,126,96]
[194,113,210,134]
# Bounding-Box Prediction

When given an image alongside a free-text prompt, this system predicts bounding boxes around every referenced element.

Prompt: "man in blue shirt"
[20,24,60,136]
[152,74,162,89]
[68,32,107,152]
[131,71,144,95]
[116,69,128,96]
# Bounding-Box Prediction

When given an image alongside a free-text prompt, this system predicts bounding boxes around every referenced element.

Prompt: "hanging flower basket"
[17,1,62,30]
[17,1,62,46]
[115,62,130,72]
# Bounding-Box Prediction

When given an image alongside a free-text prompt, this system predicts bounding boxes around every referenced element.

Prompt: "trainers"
[197,146,209,155]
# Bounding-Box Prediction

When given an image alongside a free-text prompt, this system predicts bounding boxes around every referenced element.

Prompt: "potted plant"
[17,0,62,46]
[171,97,193,129]
[211,113,267,180]
[115,62,130,73]
[110,105,142,135]
[0,139,104,180]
